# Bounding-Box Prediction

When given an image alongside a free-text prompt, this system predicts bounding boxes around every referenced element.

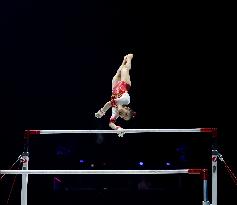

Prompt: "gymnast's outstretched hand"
[95,109,105,118]
[117,127,125,137]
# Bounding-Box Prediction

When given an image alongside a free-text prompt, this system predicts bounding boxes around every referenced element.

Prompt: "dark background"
[1,0,236,205]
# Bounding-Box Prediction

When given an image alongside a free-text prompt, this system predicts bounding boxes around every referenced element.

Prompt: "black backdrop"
[1,0,236,205]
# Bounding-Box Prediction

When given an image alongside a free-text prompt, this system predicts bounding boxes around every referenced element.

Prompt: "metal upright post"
[202,169,210,205]
[21,131,30,205]
[21,152,29,205]
[211,150,218,205]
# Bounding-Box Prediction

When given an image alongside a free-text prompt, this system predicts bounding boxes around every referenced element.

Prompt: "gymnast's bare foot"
[126,54,133,60]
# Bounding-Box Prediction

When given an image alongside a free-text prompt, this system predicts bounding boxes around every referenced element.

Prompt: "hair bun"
[132,111,136,118]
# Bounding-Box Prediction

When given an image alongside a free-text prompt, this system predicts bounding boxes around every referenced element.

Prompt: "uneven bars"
[25,128,216,135]
[0,169,201,175]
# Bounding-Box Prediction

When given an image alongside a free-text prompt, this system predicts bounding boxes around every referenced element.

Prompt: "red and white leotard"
[112,81,130,97]
[110,81,131,124]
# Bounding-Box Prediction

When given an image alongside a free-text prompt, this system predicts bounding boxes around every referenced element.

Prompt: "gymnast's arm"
[109,117,124,137]
[101,101,112,113]
[95,101,112,118]
[108,108,122,130]
[109,121,119,130]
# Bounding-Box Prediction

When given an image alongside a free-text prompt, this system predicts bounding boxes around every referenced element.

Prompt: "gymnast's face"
[118,106,131,121]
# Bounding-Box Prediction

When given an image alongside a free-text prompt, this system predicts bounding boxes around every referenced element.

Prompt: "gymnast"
[95,53,136,137]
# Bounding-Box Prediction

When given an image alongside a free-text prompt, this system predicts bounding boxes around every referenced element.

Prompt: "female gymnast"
[95,53,136,137]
